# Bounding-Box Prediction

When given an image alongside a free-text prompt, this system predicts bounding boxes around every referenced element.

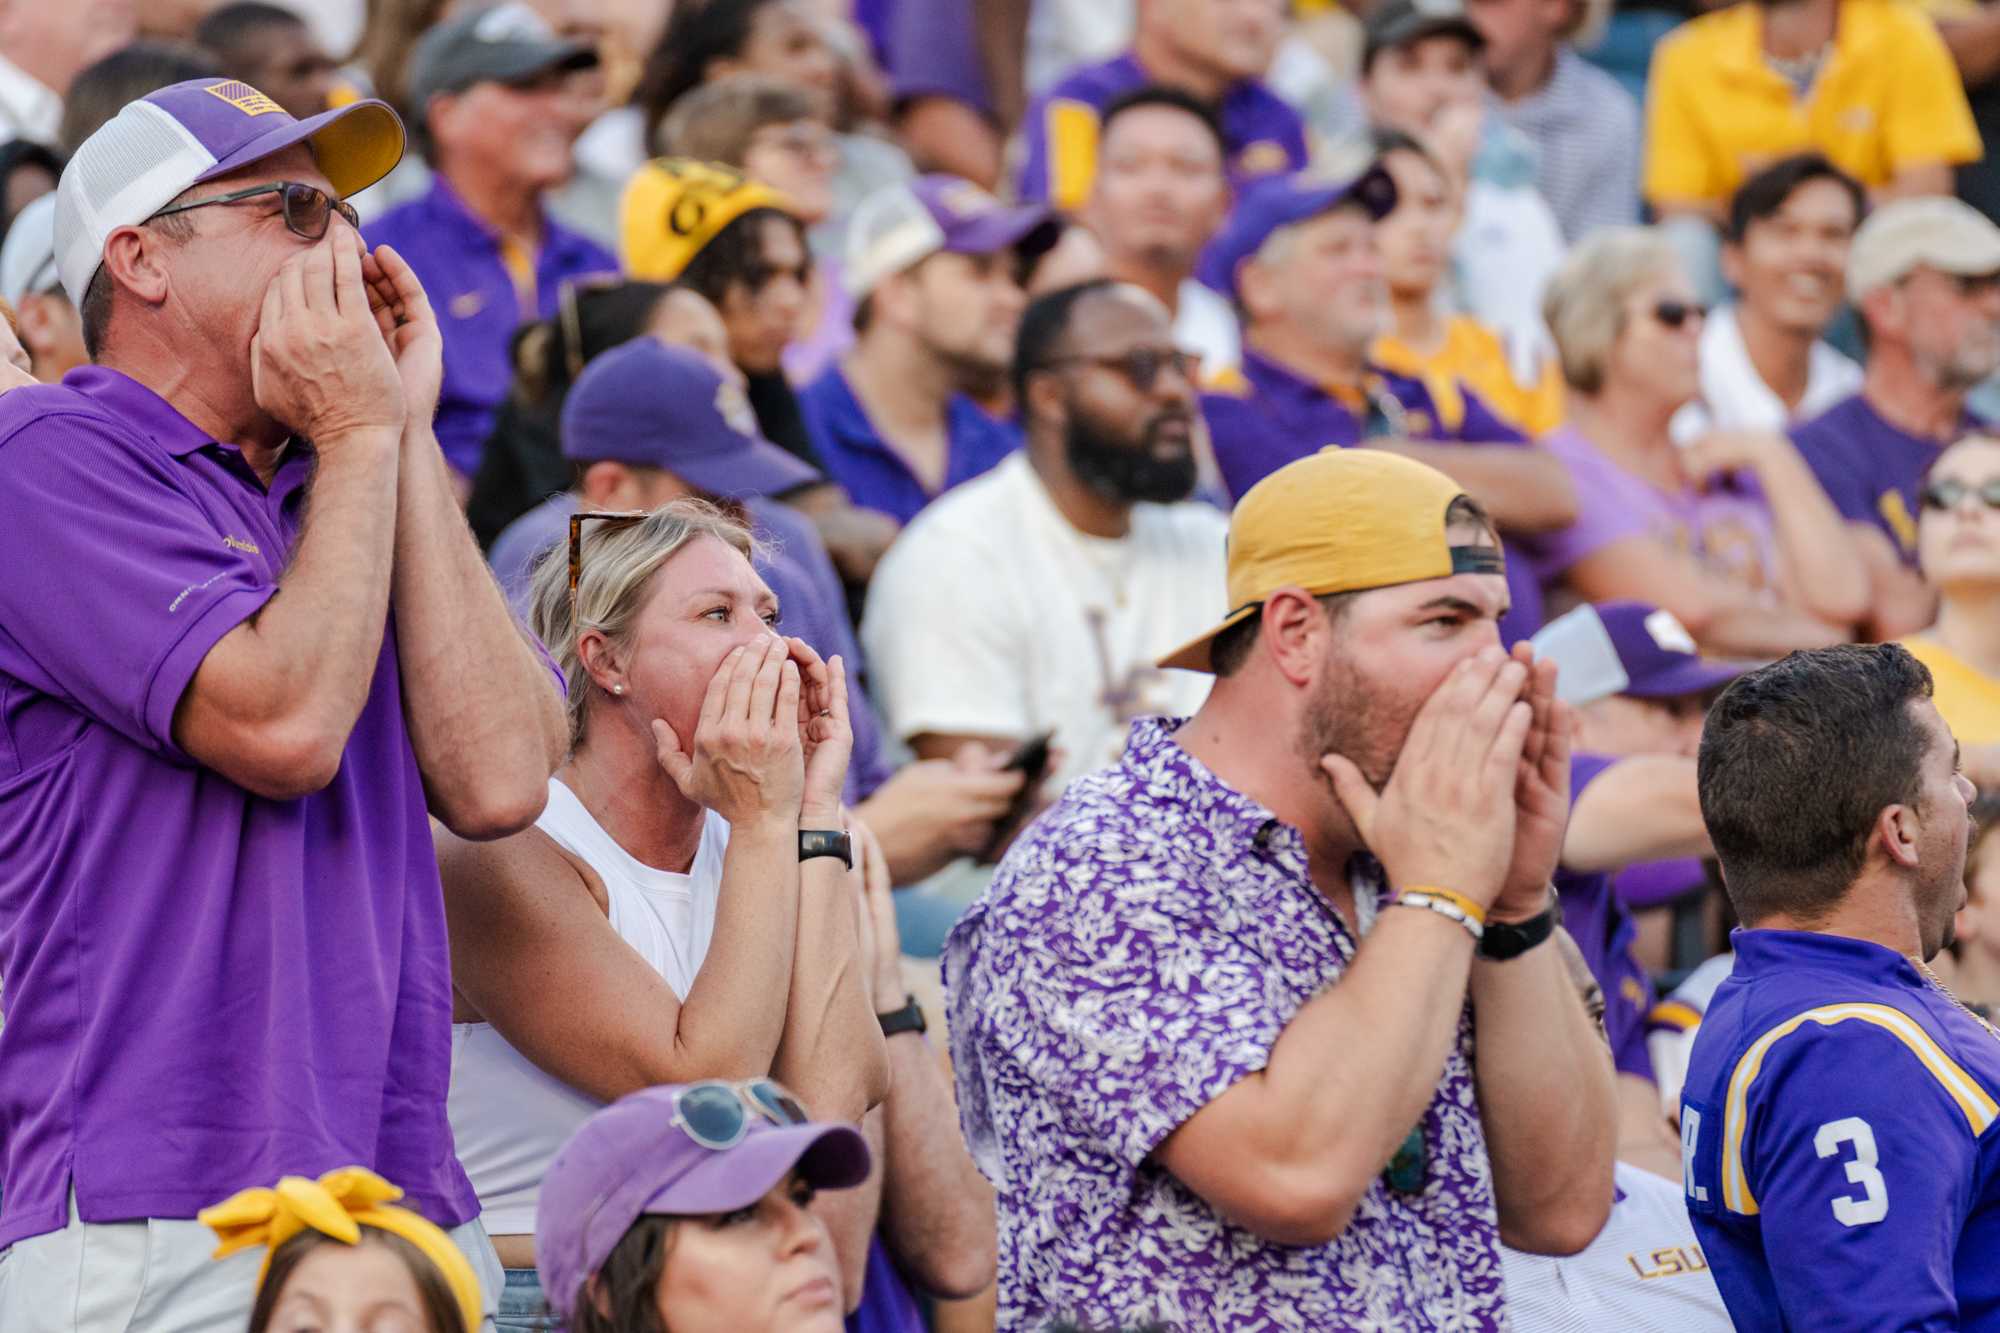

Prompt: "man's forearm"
[1756,447,1869,627]
[391,422,566,835]
[1391,442,1578,533]
[876,1032,997,1299]
[1471,938,1618,1254]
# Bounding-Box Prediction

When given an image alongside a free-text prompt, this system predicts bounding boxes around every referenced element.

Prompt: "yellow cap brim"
[1156,602,1261,674]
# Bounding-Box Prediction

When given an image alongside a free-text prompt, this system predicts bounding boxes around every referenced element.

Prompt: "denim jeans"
[496,1267,551,1333]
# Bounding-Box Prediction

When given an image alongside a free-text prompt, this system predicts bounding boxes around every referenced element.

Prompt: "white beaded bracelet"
[1391,891,1485,944]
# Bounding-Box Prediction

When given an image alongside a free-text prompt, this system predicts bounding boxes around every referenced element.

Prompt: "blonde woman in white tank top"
[434,503,889,1331]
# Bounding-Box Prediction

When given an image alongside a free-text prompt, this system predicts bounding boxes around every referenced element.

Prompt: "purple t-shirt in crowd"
[1790,391,1987,568]
[1560,753,1658,1082]
[1538,425,1782,593]
[0,368,476,1248]
[1018,53,1307,207]
[945,717,1505,1332]
[366,177,616,478]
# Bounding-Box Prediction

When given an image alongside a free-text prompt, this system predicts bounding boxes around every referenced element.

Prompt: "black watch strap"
[798,828,853,869]
[1478,892,1560,961]
[877,995,928,1038]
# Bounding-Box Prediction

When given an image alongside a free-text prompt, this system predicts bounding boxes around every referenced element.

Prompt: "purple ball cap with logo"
[847,173,1062,298]
[1598,600,1759,698]
[560,339,824,499]
[53,77,403,304]
[536,1084,871,1324]
[1196,164,1399,301]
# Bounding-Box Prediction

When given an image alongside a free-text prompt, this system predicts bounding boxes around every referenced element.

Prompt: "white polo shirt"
[1501,1162,1733,1332]
[1672,303,1862,441]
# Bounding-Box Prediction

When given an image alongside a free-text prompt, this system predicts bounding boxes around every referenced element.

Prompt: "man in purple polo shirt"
[1789,197,2000,637]
[1199,165,1576,642]
[1019,0,1305,214]
[364,4,613,491]
[798,175,1057,525]
[0,78,567,1330]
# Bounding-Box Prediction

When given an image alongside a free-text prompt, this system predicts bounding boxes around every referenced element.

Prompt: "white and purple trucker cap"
[53,78,404,306]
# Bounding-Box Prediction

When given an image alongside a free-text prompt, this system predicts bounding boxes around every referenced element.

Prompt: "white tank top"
[448,777,731,1236]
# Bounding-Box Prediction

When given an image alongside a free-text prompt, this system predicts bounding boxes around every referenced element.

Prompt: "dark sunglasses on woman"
[1651,299,1707,331]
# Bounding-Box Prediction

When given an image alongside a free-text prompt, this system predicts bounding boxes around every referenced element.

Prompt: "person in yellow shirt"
[1644,0,1981,223]
[1907,435,2000,771]
[1368,127,1566,437]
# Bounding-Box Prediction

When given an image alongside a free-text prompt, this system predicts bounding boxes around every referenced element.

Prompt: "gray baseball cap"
[408,3,598,108]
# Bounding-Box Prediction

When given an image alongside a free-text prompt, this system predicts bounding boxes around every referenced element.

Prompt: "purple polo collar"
[61,367,312,485]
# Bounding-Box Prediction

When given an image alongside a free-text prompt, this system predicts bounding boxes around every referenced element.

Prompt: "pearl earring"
[612,684,626,696]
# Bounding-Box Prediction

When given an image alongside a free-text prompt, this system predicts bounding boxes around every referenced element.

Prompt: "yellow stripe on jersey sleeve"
[1721,1002,1999,1215]
[1046,99,1101,214]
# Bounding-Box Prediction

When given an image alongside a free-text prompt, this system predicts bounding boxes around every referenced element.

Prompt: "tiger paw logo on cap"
[201,80,284,117]
[1235,141,1292,177]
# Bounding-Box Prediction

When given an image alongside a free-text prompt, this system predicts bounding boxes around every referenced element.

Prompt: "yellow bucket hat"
[620,157,797,281]
[1158,447,1505,673]
[200,1166,483,1332]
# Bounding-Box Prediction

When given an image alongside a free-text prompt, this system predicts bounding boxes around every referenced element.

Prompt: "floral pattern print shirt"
[943,717,1508,1332]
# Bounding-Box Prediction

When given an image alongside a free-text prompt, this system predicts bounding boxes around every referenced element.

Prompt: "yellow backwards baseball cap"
[620,157,797,281]
[1158,448,1506,673]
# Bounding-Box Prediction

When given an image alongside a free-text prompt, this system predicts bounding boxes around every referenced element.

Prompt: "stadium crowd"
[5,0,2000,1329]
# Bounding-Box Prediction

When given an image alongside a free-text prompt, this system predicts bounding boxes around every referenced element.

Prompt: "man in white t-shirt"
[1673,153,1864,441]
[863,278,1227,796]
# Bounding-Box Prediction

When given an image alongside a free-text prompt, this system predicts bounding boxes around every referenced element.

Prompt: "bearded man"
[861,279,1228,797]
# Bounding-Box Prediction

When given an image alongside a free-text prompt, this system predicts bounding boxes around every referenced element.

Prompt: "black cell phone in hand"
[982,731,1056,862]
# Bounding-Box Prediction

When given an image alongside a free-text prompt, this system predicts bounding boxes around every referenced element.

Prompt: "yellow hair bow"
[199,1166,483,1332]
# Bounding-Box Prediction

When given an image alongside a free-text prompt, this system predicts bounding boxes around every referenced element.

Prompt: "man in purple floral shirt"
[944,448,1617,1331]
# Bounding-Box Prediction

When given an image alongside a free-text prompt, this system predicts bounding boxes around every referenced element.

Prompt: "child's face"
[265,1238,432,1333]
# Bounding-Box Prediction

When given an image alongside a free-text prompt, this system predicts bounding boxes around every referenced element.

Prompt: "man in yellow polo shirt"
[1644,0,1980,222]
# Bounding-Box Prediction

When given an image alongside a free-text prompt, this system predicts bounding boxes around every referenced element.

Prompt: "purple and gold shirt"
[943,717,1506,1333]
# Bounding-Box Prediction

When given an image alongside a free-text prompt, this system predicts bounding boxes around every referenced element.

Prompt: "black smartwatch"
[877,994,928,1038]
[798,828,853,869]
[1478,890,1560,961]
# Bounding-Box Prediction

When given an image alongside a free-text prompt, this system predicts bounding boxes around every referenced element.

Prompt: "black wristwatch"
[1478,890,1560,961]
[798,828,853,869]
[877,994,928,1038]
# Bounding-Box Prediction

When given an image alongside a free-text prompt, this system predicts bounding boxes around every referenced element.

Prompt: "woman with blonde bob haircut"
[436,500,888,1330]
[1535,226,1868,655]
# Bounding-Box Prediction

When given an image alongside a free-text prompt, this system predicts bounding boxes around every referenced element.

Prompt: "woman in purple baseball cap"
[536,1080,871,1333]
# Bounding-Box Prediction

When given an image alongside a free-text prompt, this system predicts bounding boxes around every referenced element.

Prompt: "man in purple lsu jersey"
[1680,644,2000,1331]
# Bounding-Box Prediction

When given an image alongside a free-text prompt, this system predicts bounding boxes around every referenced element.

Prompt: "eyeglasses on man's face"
[150,181,359,241]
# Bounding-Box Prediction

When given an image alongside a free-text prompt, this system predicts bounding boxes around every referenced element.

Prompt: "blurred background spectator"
[1020,0,1302,214]
[0,196,86,383]
[1538,226,1870,651]
[1368,126,1566,437]
[0,140,60,243]
[1907,435,2000,783]
[366,4,612,492]
[1468,0,1641,243]
[799,176,1054,525]
[1673,154,1863,441]
[0,0,136,145]
[1080,86,1241,377]
[193,2,340,120]
[56,40,220,155]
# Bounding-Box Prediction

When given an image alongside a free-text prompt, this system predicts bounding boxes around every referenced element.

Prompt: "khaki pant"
[0,1191,503,1332]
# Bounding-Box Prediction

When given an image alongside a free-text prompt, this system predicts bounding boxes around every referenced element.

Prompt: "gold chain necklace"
[1914,958,2000,1041]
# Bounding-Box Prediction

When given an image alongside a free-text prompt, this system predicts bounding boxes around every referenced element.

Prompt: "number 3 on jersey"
[1814,1116,1888,1226]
